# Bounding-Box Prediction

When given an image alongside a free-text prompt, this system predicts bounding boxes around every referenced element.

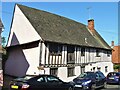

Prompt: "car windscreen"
[78,72,95,78]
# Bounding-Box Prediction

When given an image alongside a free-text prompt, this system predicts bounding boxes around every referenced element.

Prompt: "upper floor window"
[96,49,101,57]
[81,48,85,56]
[67,45,75,64]
[49,43,62,55]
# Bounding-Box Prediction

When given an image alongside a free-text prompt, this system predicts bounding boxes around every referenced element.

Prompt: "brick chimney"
[111,41,114,47]
[88,19,95,33]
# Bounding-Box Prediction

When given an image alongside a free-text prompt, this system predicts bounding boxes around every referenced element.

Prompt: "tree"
[1,37,6,48]
[114,64,120,70]
[1,37,7,73]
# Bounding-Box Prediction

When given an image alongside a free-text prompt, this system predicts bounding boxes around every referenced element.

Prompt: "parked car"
[106,72,120,84]
[9,74,74,90]
[72,71,107,90]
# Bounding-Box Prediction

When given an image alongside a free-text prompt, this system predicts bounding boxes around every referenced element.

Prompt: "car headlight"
[82,80,91,85]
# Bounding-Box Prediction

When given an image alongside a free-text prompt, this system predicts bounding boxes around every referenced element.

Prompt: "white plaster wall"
[64,46,67,64]
[45,45,49,65]
[85,62,113,76]
[39,68,50,75]
[23,46,40,75]
[57,66,80,82]
[96,62,113,76]
[41,43,46,65]
[7,5,41,47]
[58,67,67,81]
[44,68,50,74]
[75,66,81,76]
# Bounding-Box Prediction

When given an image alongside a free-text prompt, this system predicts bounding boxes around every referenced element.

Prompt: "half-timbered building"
[5,4,113,81]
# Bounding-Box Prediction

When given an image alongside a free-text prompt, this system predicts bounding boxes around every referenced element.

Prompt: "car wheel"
[91,84,96,90]
[68,87,73,90]
[103,82,107,89]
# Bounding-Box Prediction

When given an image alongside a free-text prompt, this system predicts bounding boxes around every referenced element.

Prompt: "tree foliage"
[114,64,120,69]
[2,37,6,48]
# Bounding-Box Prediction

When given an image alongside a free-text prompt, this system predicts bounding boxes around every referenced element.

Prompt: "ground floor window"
[67,67,75,77]
[81,66,85,74]
[50,68,58,76]
[97,67,101,71]
[105,66,108,72]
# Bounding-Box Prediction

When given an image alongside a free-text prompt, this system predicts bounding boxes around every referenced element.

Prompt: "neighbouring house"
[112,41,120,71]
[5,4,113,81]
[112,43,120,64]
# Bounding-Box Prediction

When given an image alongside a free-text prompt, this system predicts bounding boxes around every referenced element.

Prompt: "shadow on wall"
[5,32,30,77]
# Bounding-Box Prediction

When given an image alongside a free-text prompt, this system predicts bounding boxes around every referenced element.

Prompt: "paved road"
[101,84,120,90]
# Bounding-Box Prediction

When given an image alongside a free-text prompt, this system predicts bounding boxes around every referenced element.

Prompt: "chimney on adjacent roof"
[88,19,95,33]
[111,41,114,47]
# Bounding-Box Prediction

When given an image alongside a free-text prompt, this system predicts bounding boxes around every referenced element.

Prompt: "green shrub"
[114,64,120,69]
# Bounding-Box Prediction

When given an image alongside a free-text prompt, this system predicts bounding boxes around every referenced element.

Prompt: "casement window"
[97,67,101,71]
[49,43,62,55]
[67,67,75,77]
[93,67,95,71]
[81,48,85,56]
[50,68,58,76]
[105,66,108,72]
[96,49,101,57]
[67,45,75,64]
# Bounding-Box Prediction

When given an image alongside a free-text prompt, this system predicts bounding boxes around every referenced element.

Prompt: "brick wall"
[112,46,120,64]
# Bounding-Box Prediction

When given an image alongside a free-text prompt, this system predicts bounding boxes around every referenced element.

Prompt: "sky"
[1,1,119,46]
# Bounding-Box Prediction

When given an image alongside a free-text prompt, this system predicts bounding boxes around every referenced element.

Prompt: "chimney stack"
[88,19,95,33]
[111,41,114,47]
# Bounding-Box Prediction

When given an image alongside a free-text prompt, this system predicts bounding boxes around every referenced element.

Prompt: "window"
[47,76,60,83]
[96,72,105,79]
[105,66,108,72]
[99,73,105,78]
[97,67,101,71]
[81,48,85,56]
[37,77,45,82]
[67,45,75,64]
[93,67,96,72]
[68,67,75,77]
[50,68,58,76]
[96,49,100,57]
[49,43,62,55]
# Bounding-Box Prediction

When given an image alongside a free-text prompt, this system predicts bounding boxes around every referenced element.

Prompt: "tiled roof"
[17,4,111,50]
